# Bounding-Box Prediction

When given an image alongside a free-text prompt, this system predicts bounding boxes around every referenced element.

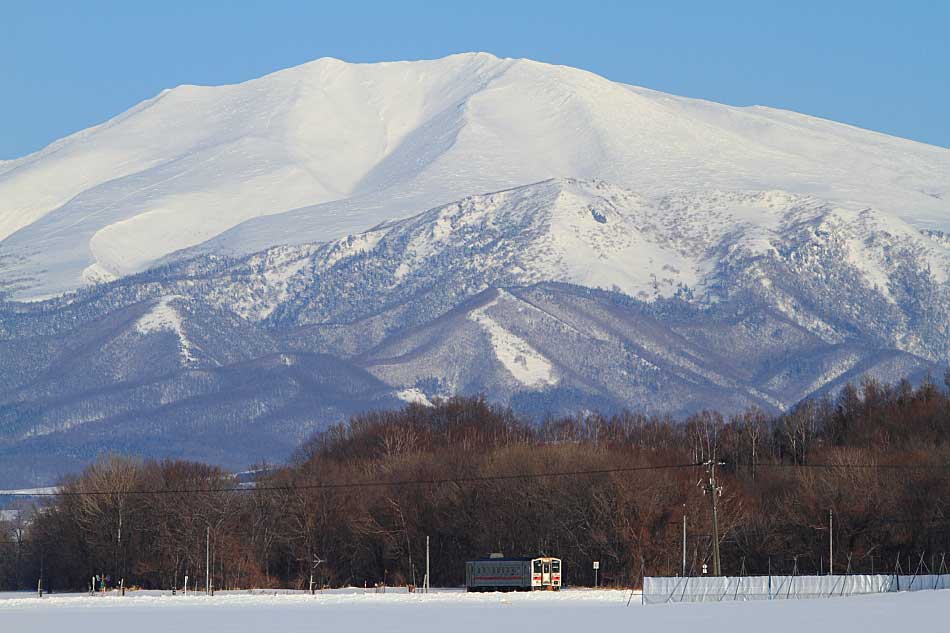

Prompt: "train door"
[532,559,543,589]
[542,560,552,587]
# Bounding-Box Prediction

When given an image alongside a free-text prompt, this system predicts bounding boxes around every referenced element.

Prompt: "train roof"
[469,556,558,562]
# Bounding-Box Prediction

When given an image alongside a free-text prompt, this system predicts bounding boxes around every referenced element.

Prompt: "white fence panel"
[643,573,950,604]
[893,574,950,591]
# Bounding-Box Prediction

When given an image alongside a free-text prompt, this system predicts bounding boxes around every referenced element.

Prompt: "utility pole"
[682,509,687,576]
[703,459,724,576]
[829,509,834,576]
[117,511,122,590]
[206,525,210,595]
[14,514,22,591]
[425,536,430,594]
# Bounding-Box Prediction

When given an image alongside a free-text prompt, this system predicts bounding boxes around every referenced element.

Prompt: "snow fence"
[642,573,950,604]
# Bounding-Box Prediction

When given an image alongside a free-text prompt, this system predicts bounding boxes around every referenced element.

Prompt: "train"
[465,554,562,591]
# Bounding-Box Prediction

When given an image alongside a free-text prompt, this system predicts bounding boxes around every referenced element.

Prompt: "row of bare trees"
[3,376,950,591]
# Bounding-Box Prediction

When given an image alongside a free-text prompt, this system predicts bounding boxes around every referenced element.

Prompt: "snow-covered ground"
[0,587,946,633]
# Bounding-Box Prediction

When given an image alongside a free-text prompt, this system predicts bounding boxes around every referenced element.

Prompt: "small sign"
[593,561,600,570]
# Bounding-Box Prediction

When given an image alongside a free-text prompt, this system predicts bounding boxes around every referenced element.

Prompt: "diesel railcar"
[465,555,562,592]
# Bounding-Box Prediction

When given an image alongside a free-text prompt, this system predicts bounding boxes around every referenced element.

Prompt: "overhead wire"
[2,460,949,499]
[1,461,701,498]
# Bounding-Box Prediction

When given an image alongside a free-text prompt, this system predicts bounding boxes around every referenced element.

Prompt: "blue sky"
[2,1,948,159]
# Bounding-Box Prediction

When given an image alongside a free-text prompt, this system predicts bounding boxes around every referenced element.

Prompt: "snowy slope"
[1,52,948,299]
[177,177,950,408]
[202,178,949,406]
[199,179,950,349]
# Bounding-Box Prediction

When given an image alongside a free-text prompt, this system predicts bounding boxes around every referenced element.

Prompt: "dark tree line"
[4,375,950,591]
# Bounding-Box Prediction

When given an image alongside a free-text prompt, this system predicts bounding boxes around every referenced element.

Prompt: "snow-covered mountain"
[0,53,947,300]
[1,54,949,485]
[1,178,947,484]
[209,177,950,375]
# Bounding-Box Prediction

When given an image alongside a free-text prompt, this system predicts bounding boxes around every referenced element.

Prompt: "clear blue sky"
[2,0,948,159]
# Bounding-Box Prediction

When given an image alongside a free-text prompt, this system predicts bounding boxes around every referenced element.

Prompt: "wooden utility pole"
[206,525,210,594]
[682,509,687,576]
[703,459,723,576]
[829,509,834,575]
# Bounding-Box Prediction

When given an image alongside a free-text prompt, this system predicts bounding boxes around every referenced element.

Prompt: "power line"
[755,462,950,471]
[7,515,950,546]
[2,461,701,498]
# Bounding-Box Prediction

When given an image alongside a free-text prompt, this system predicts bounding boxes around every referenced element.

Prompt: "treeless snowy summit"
[0,52,947,299]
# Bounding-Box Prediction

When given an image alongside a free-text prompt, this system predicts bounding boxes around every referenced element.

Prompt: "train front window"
[552,560,560,573]
[543,562,551,574]
[533,560,542,574]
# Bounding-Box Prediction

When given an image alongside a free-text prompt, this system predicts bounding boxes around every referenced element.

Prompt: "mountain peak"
[0,54,947,300]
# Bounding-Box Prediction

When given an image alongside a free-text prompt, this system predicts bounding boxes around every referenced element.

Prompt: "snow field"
[0,588,947,633]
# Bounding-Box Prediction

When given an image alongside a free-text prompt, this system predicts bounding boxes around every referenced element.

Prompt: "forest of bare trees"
[3,375,950,592]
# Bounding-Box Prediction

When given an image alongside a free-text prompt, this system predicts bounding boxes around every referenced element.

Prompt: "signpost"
[593,561,600,588]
